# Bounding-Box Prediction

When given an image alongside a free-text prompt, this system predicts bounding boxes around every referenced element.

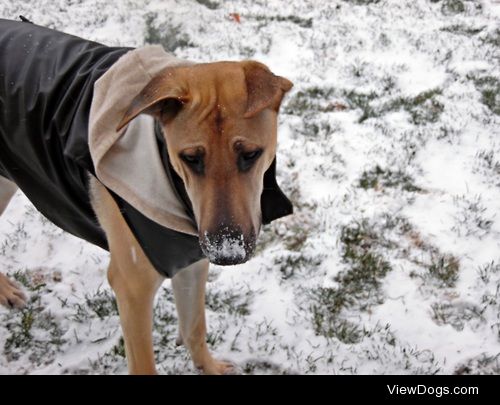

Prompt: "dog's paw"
[0,273,26,309]
[198,359,238,375]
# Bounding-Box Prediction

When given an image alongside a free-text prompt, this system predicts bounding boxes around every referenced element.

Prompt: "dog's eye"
[180,153,204,175]
[181,154,200,164]
[238,149,263,172]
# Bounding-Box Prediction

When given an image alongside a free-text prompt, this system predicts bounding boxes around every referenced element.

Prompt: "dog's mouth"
[199,226,256,266]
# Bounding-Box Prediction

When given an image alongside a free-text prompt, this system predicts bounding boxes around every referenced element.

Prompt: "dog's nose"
[200,225,256,266]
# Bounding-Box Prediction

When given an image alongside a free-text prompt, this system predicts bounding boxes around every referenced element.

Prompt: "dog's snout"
[200,224,256,266]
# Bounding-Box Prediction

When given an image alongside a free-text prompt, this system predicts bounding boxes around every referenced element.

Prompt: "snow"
[201,230,247,263]
[1,0,500,374]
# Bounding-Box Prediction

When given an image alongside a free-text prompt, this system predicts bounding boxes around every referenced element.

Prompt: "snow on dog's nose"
[200,225,256,266]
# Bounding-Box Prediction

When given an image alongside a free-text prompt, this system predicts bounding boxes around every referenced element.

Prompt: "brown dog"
[93,61,292,374]
[0,60,292,374]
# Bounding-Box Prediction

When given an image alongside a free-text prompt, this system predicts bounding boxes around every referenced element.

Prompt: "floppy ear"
[116,67,188,132]
[242,61,293,118]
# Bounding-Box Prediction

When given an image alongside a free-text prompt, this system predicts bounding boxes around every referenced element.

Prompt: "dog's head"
[117,61,292,265]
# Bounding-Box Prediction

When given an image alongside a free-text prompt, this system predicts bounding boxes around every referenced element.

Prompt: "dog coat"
[0,19,293,277]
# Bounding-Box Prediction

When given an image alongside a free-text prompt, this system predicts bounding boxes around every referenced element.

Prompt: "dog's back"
[0,19,128,247]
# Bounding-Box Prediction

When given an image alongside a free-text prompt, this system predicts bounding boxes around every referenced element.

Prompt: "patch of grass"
[194,0,219,10]
[283,224,310,252]
[475,150,500,181]
[154,287,177,326]
[455,353,500,375]
[256,207,317,259]
[275,252,322,280]
[431,301,484,331]
[311,305,363,344]
[428,254,460,288]
[309,220,392,343]
[86,348,125,374]
[144,13,193,51]
[284,87,336,115]
[386,89,444,125]
[243,359,291,375]
[206,330,225,348]
[359,165,422,192]
[342,0,381,4]
[3,295,66,364]
[152,288,178,350]
[483,27,500,47]
[477,261,500,285]
[206,286,254,316]
[252,14,313,29]
[342,88,443,124]
[111,337,126,358]
[340,220,383,259]
[343,90,378,122]
[441,0,465,15]
[285,86,443,125]
[440,24,484,36]
[471,76,500,115]
[10,268,45,292]
[476,261,500,324]
[296,120,333,138]
[452,194,494,238]
[72,288,118,322]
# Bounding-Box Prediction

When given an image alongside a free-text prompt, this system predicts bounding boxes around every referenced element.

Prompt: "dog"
[0,18,292,374]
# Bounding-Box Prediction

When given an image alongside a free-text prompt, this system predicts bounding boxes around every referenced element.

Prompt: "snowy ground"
[0,0,499,374]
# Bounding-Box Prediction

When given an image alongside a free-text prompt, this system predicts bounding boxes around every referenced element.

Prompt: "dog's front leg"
[108,257,163,375]
[172,260,233,375]
[90,178,164,374]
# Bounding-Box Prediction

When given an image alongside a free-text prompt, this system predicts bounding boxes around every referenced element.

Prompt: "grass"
[470,76,500,115]
[194,0,219,10]
[440,0,465,15]
[251,14,313,29]
[205,286,255,316]
[475,150,500,181]
[452,194,494,238]
[339,88,444,124]
[276,252,322,280]
[455,353,500,375]
[483,27,500,47]
[342,0,381,4]
[477,261,500,286]
[476,261,500,340]
[144,13,193,51]
[72,288,118,322]
[111,337,126,358]
[283,87,336,115]
[385,89,444,125]
[440,24,484,36]
[243,359,290,374]
[428,254,460,288]
[10,268,46,292]
[3,295,66,364]
[359,165,422,192]
[309,220,392,343]
[431,302,484,331]
[285,85,443,125]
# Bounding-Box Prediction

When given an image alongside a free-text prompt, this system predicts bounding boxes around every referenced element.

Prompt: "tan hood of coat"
[89,45,197,236]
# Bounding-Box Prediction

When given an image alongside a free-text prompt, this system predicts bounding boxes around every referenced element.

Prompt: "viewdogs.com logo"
[387,385,478,398]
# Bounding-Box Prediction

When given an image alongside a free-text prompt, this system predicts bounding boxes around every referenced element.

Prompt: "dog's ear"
[242,61,293,118]
[116,68,188,132]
